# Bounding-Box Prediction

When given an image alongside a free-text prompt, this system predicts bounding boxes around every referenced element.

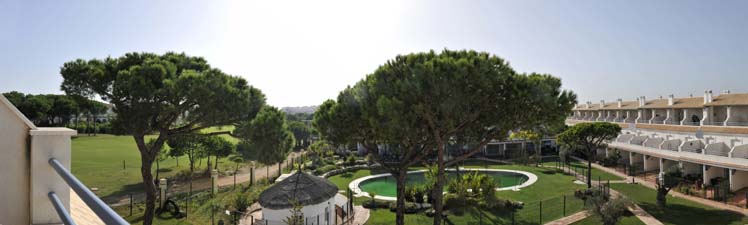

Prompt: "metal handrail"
[49,192,77,225]
[49,158,130,225]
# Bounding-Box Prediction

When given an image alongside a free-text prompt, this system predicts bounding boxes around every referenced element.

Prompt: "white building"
[569,90,748,204]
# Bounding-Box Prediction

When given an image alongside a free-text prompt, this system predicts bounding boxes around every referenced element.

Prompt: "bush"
[345,155,356,166]
[404,186,415,202]
[313,165,338,175]
[388,202,420,213]
[414,186,425,204]
[233,193,251,212]
[443,193,466,213]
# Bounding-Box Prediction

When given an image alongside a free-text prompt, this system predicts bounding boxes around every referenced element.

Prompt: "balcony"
[636,119,649,124]
[726,121,748,127]
[703,121,726,126]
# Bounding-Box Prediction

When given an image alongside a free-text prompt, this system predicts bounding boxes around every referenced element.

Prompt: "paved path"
[544,210,590,225]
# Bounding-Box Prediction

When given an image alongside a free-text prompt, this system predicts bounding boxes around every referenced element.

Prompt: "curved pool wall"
[348,168,538,201]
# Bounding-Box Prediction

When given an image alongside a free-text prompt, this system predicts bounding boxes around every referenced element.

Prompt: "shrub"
[345,155,356,166]
[388,202,419,213]
[414,186,425,204]
[233,193,251,212]
[313,165,338,175]
[404,186,415,202]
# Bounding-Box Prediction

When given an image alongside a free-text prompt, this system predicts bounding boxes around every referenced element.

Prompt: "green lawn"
[71,133,247,201]
[541,160,624,181]
[329,163,592,224]
[611,183,748,225]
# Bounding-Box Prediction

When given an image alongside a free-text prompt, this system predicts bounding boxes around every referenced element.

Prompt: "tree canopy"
[314,49,576,225]
[235,106,295,166]
[59,52,265,225]
[557,122,621,187]
[2,91,108,126]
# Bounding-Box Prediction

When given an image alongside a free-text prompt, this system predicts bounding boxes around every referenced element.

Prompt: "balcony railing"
[636,119,649,124]
[664,120,680,125]
[650,119,664,124]
[703,121,725,126]
[49,158,129,225]
[726,121,748,127]
[682,121,700,126]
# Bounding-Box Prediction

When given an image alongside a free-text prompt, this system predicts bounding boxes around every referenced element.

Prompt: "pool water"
[359,170,529,197]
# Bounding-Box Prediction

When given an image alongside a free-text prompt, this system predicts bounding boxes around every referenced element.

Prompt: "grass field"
[71,130,246,201]
[541,159,624,181]
[329,163,592,225]
[611,183,748,225]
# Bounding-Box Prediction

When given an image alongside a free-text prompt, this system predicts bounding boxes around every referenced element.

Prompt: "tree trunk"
[395,170,407,225]
[433,142,446,225]
[587,156,593,188]
[656,188,667,207]
[134,136,158,225]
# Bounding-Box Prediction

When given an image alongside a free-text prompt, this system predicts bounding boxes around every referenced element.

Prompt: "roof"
[706,93,748,106]
[640,99,668,109]
[259,171,338,209]
[600,102,618,110]
[671,97,704,109]
[619,101,639,110]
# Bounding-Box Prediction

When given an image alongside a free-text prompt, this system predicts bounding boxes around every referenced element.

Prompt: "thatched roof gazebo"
[258,171,350,225]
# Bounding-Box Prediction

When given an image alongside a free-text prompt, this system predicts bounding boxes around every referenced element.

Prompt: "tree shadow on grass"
[102,182,145,203]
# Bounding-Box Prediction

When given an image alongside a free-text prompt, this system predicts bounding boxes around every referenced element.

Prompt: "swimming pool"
[349,168,538,200]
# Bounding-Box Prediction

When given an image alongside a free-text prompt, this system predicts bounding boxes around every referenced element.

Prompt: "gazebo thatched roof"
[259,171,338,210]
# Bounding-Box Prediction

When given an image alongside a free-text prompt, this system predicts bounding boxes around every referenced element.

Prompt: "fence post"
[563,195,566,216]
[539,200,542,224]
[250,167,254,186]
[211,205,215,225]
[129,193,133,216]
[512,210,515,225]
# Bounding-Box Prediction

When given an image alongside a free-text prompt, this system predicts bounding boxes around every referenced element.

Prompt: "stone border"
[348,168,538,201]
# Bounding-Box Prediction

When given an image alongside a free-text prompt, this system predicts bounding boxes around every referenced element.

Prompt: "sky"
[1,0,748,107]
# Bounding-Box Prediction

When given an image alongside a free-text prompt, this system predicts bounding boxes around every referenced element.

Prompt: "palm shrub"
[404,186,415,202]
[414,186,425,204]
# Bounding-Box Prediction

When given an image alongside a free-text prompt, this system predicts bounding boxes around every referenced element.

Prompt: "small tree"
[557,122,621,188]
[586,195,631,225]
[235,106,295,179]
[282,200,304,225]
[510,130,541,166]
[656,166,683,207]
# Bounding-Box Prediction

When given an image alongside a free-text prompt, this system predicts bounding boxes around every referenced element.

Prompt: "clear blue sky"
[2,0,747,107]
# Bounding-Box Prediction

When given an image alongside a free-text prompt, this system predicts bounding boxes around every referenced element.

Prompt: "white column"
[681,109,688,125]
[30,128,77,224]
[725,106,732,126]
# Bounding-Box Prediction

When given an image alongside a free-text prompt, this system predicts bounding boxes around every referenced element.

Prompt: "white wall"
[263,194,349,225]
[730,170,748,191]
[0,97,32,225]
[643,155,660,172]
[704,165,726,185]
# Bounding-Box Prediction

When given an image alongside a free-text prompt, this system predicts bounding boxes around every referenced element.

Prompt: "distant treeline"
[3,91,110,133]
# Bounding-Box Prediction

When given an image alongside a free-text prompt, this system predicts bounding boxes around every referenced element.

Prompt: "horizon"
[2,0,748,107]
